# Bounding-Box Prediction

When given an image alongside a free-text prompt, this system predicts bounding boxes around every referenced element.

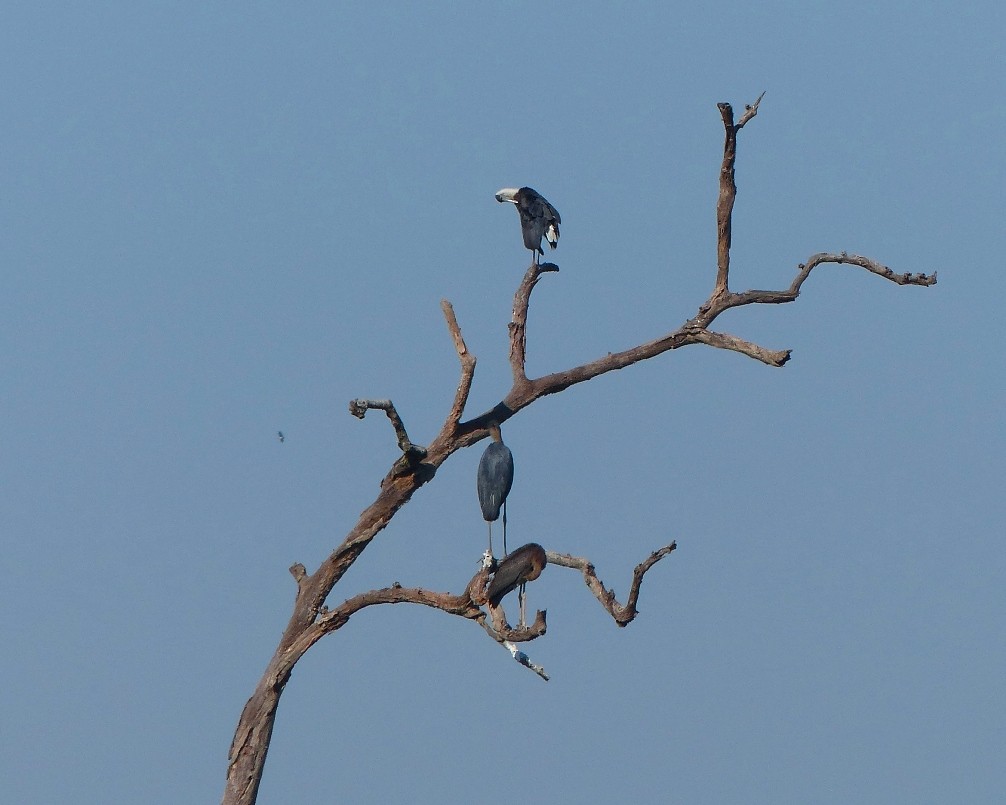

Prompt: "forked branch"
[282,539,676,684]
[348,398,427,474]
[715,91,765,294]
[548,542,677,626]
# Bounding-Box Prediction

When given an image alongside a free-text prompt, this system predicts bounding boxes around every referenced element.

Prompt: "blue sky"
[2,3,1003,803]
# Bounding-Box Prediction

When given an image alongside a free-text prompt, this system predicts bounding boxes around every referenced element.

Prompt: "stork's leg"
[502,501,508,556]
[518,582,527,627]
[487,521,493,557]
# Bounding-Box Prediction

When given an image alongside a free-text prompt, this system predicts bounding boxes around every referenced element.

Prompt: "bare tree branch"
[509,261,560,384]
[298,540,670,679]
[715,92,765,295]
[488,602,548,641]
[689,329,791,367]
[548,542,676,626]
[480,246,935,412]
[736,90,767,129]
[724,252,938,310]
[467,614,551,679]
[440,300,476,433]
[503,641,550,680]
[347,398,427,474]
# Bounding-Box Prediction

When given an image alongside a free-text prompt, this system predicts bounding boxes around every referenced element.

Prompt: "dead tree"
[222,95,936,805]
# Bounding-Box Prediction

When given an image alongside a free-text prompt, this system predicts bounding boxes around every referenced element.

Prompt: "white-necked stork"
[495,186,560,265]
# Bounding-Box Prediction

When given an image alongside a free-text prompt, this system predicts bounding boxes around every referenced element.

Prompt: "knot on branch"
[347,399,369,419]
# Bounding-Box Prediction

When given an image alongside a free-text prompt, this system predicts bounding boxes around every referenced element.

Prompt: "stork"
[476,423,514,557]
[495,186,560,265]
[487,543,547,627]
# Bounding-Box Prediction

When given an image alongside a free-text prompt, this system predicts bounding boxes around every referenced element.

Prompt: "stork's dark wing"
[487,543,547,605]
[517,187,560,249]
[539,196,560,226]
[477,441,514,522]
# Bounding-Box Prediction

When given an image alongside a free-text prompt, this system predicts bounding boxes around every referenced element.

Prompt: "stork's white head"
[495,187,519,204]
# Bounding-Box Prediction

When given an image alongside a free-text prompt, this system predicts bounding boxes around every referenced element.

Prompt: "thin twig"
[736,90,766,129]
[725,252,938,309]
[471,615,549,680]
[347,399,427,462]
[503,641,550,680]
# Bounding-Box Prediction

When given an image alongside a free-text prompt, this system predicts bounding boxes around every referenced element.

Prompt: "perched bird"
[487,542,547,627]
[495,186,560,265]
[477,423,514,557]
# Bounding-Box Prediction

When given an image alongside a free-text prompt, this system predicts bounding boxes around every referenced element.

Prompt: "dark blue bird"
[495,186,560,266]
[477,423,514,558]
